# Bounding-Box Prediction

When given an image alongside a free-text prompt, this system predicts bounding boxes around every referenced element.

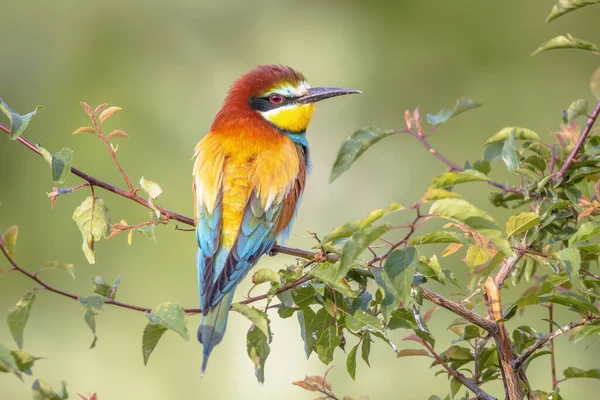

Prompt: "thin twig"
[421,339,497,400]
[554,99,600,181]
[549,304,558,390]
[512,315,600,370]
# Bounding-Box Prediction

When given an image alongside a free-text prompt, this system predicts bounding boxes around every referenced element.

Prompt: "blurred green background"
[2,0,600,398]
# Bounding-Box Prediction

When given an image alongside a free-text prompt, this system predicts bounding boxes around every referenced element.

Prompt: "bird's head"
[211,65,360,136]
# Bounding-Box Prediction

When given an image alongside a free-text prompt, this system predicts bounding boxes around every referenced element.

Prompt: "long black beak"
[295,87,362,104]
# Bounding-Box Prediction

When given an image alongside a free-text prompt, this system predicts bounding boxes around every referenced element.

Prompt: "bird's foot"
[267,242,279,257]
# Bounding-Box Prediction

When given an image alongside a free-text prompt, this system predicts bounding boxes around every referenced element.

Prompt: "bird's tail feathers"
[198,290,235,375]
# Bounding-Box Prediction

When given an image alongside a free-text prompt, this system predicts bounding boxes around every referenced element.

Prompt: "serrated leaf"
[558,247,581,281]
[563,366,600,379]
[429,198,512,255]
[0,99,42,140]
[430,170,488,189]
[146,302,190,340]
[563,99,589,124]
[397,349,430,358]
[40,261,75,279]
[140,177,163,199]
[384,247,419,305]
[252,268,280,285]
[546,0,600,22]
[409,231,466,245]
[315,325,341,365]
[330,126,396,182]
[311,262,357,298]
[142,323,167,366]
[2,225,18,257]
[337,224,390,279]
[532,34,599,55]
[466,244,490,268]
[426,97,482,126]
[72,196,110,264]
[7,290,36,349]
[31,379,68,400]
[483,127,540,146]
[346,310,384,334]
[246,324,270,384]
[84,309,98,349]
[231,303,270,338]
[72,126,96,135]
[423,188,461,201]
[98,106,122,123]
[107,129,129,140]
[569,221,600,245]
[346,344,358,380]
[506,212,540,238]
[38,146,73,184]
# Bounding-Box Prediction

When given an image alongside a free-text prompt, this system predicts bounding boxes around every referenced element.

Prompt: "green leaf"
[7,290,36,349]
[429,198,512,255]
[484,141,505,162]
[373,268,400,322]
[0,343,21,377]
[483,127,540,146]
[541,293,598,315]
[502,129,519,171]
[72,196,111,264]
[84,309,98,349]
[31,379,68,400]
[506,212,540,238]
[136,224,157,243]
[431,170,488,189]
[2,225,18,257]
[11,350,42,374]
[246,324,270,384]
[426,97,482,126]
[546,0,600,22]
[346,344,358,380]
[310,262,357,298]
[345,310,385,334]
[92,276,119,298]
[466,244,490,268]
[569,221,600,245]
[563,99,589,124]
[0,99,42,140]
[252,268,280,285]
[532,34,599,55]
[337,224,390,279]
[231,303,270,338]
[450,377,462,398]
[146,302,190,340]
[558,247,581,281]
[361,332,371,366]
[142,323,167,366]
[40,261,75,279]
[297,308,316,358]
[293,285,316,308]
[78,295,106,310]
[139,177,163,199]
[384,247,419,305]
[37,147,73,184]
[409,231,466,245]
[563,366,600,379]
[330,126,396,182]
[315,325,341,365]
[423,188,461,201]
[322,220,361,244]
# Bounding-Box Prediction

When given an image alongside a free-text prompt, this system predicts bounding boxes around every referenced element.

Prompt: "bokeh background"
[1,1,600,399]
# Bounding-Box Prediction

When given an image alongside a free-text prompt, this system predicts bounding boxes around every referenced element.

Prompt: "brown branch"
[512,315,600,370]
[421,339,497,400]
[494,251,524,288]
[549,304,558,390]
[0,126,303,259]
[554,99,600,181]
[419,286,496,333]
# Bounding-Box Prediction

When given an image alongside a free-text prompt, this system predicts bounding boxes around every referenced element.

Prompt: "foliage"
[2,2,600,400]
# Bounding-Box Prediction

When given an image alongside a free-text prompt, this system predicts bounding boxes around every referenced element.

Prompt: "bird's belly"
[221,162,251,248]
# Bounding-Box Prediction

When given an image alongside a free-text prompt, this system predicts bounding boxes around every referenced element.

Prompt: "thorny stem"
[421,339,497,400]
[554,99,600,181]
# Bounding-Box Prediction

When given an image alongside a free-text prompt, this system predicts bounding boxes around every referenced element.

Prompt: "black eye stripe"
[248,94,295,112]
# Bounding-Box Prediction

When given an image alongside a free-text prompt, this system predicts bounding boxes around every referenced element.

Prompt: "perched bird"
[192,64,360,374]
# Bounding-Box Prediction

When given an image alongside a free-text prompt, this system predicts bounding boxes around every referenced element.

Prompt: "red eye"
[269,94,283,104]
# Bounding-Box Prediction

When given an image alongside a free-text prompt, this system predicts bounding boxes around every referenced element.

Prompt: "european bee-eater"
[192,64,360,374]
